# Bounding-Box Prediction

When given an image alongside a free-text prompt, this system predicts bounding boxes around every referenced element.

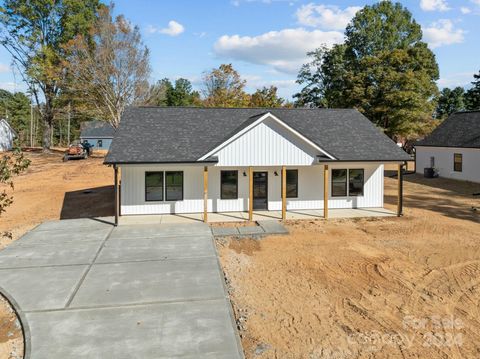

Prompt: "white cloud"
[423,19,465,48]
[437,72,474,88]
[146,20,184,36]
[295,4,361,30]
[0,63,10,73]
[214,28,344,73]
[420,0,450,11]
[460,7,471,14]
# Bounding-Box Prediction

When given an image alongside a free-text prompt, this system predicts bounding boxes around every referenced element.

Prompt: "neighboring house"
[415,111,480,183]
[105,107,411,224]
[0,118,16,152]
[80,120,115,150]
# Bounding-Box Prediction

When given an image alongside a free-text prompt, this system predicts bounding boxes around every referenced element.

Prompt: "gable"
[209,116,322,166]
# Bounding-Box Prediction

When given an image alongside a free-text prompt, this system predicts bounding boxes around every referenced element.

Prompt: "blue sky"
[0,0,479,100]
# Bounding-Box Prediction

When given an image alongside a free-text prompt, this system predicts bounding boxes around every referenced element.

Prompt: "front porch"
[117,207,395,225]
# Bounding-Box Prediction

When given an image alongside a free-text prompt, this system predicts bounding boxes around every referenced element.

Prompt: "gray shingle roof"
[416,111,480,148]
[80,120,115,138]
[105,107,411,164]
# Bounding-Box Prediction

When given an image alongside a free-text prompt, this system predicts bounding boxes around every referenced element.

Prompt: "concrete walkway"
[0,219,243,359]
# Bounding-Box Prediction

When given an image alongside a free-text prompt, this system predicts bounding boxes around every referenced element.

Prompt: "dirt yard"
[0,294,23,359]
[0,150,113,250]
[218,175,480,358]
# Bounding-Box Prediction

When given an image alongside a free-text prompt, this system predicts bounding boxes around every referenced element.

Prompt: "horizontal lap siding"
[416,147,480,183]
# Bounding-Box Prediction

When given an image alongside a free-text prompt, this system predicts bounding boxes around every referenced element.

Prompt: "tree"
[0,146,30,238]
[249,86,285,107]
[202,64,249,107]
[465,71,480,110]
[65,4,151,128]
[295,1,439,141]
[0,90,31,144]
[435,87,465,119]
[145,79,173,106]
[0,0,101,150]
[166,79,201,106]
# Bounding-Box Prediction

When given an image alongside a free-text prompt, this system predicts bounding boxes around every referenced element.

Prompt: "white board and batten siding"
[120,164,384,215]
[416,146,480,183]
[213,117,318,166]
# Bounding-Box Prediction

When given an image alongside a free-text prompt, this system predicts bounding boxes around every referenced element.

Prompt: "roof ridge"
[132,105,354,111]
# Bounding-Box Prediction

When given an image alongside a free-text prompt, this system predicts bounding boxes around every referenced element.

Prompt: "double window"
[331,169,364,197]
[454,153,462,172]
[145,171,183,201]
[221,171,238,199]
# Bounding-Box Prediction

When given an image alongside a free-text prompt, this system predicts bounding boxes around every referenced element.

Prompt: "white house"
[105,107,411,225]
[415,111,480,183]
[0,118,15,152]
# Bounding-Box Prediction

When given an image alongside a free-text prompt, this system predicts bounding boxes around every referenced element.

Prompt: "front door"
[253,172,268,210]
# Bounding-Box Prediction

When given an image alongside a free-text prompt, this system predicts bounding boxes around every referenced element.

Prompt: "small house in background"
[415,111,480,183]
[0,118,16,152]
[80,120,115,150]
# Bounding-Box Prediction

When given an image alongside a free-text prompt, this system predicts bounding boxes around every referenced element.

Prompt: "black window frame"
[220,170,238,199]
[286,169,298,198]
[348,169,364,197]
[453,153,462,172]
[165,171,184,201]
[97,139,103,148]
[331,169,348,197]
[145,171,164,202]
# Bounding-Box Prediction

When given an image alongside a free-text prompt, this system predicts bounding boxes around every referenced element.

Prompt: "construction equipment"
[63,141,92,161]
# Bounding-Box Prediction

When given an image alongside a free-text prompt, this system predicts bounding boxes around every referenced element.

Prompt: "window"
[454,153,462,172]
[286,170,298,198]
[332,169,347,197]
[165,171,183,201]
[430,156,435,168]
[97,139,103,148]
[348,169,364,196]
[331,169,364,197]
[145,172,163,201]
[221,171,238,199]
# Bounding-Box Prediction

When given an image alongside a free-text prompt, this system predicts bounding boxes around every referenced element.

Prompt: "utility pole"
[30,103,33,147]
[67,102,71,145]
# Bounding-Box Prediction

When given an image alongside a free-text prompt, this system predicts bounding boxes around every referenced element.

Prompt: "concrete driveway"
[0,219,243,359]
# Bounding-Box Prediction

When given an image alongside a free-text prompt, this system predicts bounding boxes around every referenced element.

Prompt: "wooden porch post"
[324,164,328,219]
[397,163,404,217]
[203,166,208,223]
[248,166,253,221]
[114,165,119,226]
[281,166,286,221]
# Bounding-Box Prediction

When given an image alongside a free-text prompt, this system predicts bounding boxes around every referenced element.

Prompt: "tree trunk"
[42,87,55,151]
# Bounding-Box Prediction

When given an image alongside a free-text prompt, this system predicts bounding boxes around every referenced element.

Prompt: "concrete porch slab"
[113,208,394,225]
[257,220,289,234]
[110,222,212,240]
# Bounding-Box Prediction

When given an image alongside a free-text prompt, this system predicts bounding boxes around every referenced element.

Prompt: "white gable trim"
[198,112,336,161]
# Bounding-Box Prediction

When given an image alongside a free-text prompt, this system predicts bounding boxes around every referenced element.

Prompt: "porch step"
[257,220,289,235]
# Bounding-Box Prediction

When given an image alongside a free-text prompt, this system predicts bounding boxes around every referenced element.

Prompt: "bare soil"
[218,174,480,358]
[0,295,23,359]
[0,150,113,250]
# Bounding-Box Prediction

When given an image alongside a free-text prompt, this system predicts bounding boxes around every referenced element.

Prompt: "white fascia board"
[197,112,336,161]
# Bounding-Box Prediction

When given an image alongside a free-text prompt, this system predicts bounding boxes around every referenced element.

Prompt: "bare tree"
[65,4,151,128]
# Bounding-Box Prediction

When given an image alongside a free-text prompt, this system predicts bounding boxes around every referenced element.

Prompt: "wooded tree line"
[1,0,479,150]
